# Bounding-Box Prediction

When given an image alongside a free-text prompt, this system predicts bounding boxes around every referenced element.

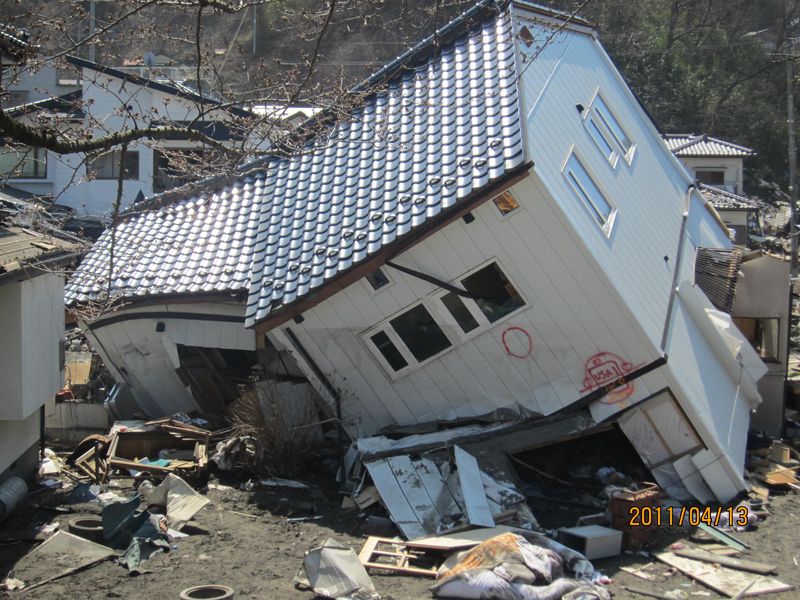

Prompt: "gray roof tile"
[65,2,524,323]
[663,133,754,157]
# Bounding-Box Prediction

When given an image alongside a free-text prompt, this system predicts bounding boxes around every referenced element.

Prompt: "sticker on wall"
[501,326,533,359]
[579,351,644,405]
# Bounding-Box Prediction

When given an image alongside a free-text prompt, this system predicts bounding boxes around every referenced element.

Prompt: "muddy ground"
[2,470,799,600]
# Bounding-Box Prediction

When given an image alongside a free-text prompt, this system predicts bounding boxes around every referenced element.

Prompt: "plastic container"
[0,477,28,522]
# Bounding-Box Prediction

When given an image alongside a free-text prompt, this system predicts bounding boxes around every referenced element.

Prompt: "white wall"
[270,175,660,438]
[84,300,255,417]
[0,410,40,476]
[0,274,64,421]
[680,157,744,194]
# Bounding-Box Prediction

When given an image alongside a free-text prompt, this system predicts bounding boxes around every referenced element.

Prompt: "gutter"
[0,250,82,287]
[660,185,695,352]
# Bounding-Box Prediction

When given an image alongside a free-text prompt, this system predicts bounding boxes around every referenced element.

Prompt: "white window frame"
[584,89,635,167]
[562,149,617,237]
[431,259,528,343]
[362,299,455,380]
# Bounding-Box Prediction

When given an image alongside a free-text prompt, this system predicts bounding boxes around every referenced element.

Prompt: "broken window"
[461,262,525,323]
[733,317,780,362]
[564,154,615,231]
[88,150,140,180]
[370,330,408,371]
[389,304,451,362]
[366,268,390,290]
[492,191,519,215]
[440,292,480,333]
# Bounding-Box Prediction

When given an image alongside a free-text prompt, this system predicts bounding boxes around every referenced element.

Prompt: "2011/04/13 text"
[628,506,748,527]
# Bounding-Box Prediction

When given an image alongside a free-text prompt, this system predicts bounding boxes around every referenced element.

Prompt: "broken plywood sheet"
[11,531,114,588]
[673,454,715,505]
[406,525,530,551]
[656,552,792,597]
[454,445,494,528]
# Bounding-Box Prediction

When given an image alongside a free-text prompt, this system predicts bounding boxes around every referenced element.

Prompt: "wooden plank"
[655,552,792,597]
[697,523,749,551]
[364,459,426,540]
[454,446,494,528]
[108,457,176,473]
[406,525,526,551]
[674,549,777,575]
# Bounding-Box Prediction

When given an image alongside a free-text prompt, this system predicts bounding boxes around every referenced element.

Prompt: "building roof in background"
[65,0,526,325]
[4,90,84,119]
[699,184,765,211]
[0,23,31,61]
[0,225,83,280]
[65,55,255,119]
[663,133,755,157]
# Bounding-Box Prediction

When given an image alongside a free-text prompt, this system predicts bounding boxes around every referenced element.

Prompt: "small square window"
[389,304,451,362]
[370,330,408,371]
[461,263,525,323]
[492,191,519,215]
[366,268,390,290]
[441,292,480,333]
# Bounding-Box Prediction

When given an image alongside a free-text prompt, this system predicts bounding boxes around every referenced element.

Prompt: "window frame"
[562,150,617,237]
[362,299,454,379]
[733,316,781,363]
[0,145,48,179]
[583,90,635,167]
[87,149,140,180]
[432,259,528,343]
[364,267,393,293]
[491,190,522,219]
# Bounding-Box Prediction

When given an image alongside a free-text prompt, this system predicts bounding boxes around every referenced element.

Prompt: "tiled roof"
[246,4,523,325]
[66,0,525,321]
[699,184,765,211]
[663,134,754,157]
[64,176,261,304]
[0,23,30,61]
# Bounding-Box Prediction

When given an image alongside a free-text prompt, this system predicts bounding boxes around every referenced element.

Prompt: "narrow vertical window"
[441,292,480,333]
[370,331,408,371]
[565,154,614,229]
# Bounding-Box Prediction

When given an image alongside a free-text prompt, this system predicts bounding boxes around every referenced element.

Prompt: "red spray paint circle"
[502,326,533,359]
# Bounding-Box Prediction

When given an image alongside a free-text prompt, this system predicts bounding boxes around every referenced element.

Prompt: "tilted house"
[66,0,767,503]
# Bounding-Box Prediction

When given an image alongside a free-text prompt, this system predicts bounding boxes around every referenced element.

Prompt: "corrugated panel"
[65,4,524,322]
[0,225,82,272]
[694,247,742,313]
[662,134,754,157]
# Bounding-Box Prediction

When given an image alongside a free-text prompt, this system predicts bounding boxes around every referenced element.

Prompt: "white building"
[67,0,769,504]
[663,133,754,195]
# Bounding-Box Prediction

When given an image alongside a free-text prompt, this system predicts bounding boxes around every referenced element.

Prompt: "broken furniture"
[556,525,622,560]
[358,537,441,577]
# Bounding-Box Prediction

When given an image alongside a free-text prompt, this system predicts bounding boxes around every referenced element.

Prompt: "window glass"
[370,331,408,371]
[593,95,631,155]
[153,148,204,191]
[441,292,479,333]
[461,263,525,323]
[587,117,616,163]
[88,150,139,180]
[492,191,519,215]
[0,146,47,178]
[366,269,390,290]
[696,170,725,186]
[565,154,613,226]
[389,304,451,362]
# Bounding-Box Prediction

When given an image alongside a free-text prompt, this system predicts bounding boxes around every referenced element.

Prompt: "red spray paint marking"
[579,351,645,405]
[502,326,533,359]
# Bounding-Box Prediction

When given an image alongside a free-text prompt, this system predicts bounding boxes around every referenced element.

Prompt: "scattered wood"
[620,564,658,581]
[622,586,674,600]
[656,552,793,597]
[697,523,749,552]
[405,525,526,551]
[674,549,777,575]
[358,537,440,577]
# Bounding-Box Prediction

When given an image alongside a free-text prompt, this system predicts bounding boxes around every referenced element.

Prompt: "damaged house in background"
[65,0,772,507]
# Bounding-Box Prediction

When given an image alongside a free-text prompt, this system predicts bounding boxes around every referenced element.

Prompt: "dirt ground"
[2,470,800,600]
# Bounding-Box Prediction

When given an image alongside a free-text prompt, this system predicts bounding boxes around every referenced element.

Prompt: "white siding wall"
[84,300,254,416]
[680,157,745,194]
[270,175,660,438]
[0,274,64,421]
[0,410,40,476]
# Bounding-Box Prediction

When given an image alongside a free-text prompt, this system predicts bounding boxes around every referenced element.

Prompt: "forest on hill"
[4,0,797,195]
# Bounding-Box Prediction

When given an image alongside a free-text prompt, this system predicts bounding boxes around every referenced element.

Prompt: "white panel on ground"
[454,446,494,528]
[364,459,427,540]
[691,449,739,504]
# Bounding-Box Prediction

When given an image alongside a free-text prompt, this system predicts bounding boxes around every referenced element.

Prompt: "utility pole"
[789,41,797,273]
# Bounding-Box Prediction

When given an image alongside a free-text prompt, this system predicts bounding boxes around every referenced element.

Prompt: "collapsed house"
[65,0,770,505]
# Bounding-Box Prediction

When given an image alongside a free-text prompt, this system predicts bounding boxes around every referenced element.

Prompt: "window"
[585,93,634,166]
[88,150,140,180]
[461,263,525,323]
[2,90,28,108]
[389,304,451,362]
[564,153,615,231]
[56,66,81,86]
[492,191,519,215]
[441,292,480,333]
[0,146,47,178]
[370,331,408,371]
[733,317,780,363]
[153,148,204,192]
[366,269,390,290]
[695,170,725,186]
